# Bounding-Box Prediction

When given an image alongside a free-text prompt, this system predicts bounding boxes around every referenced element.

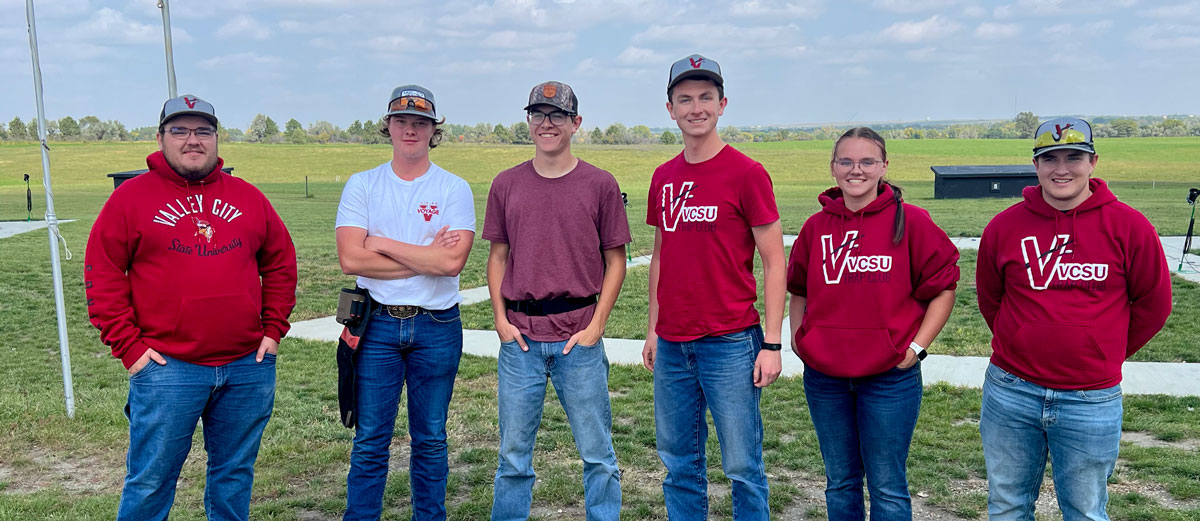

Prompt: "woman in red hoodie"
[786,127,959,520]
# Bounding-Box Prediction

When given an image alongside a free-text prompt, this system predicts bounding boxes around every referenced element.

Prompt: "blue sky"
[2,0,1198,131]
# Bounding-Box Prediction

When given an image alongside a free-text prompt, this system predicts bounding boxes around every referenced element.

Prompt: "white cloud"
[1041,20,1113,37]
[198,52,281,69]
[633,22,806,58]
[480,30,575,51]
[575,57,595,73]
[975,22,1020,39]
[616,46,669,65]
[818,49,884,65]
[70,7,179,45]
[905,46,938,61]
[1129,24,1200,49]
[436,58,517,75]
[728,0,821,18]
[1142,1,1200,20]
[962,6,986,17]
[216,15,272,40]
[880,15,962,43]
[873,0,961,13]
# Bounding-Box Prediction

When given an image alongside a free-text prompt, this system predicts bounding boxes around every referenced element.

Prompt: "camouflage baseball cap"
[668,54,723,92]
[1033,117,1095,157]
[160,94,217,127]
[524,81,578,114]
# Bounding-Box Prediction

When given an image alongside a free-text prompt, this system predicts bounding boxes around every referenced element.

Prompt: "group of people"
[83,52,1173,521]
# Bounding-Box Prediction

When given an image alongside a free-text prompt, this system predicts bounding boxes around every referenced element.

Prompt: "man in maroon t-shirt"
[641,55,785,521]
[482,81,631,521]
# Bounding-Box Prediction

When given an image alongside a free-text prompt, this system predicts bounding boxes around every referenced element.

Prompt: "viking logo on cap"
[184,97,197,109]
[1053,123,1073,142]
[689,57,704,69]
[543,84,557,98]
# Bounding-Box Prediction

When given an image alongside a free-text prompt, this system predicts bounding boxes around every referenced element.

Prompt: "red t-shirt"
[646,145,780,341]
[483,159,632,341]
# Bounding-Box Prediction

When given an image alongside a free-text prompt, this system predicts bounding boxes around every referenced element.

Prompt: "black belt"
[504,295,597,317]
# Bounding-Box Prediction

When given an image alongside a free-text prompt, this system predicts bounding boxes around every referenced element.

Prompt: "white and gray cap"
[159,94,218,127]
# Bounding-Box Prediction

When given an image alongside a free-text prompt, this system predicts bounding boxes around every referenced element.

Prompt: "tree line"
[2,112,1198,145]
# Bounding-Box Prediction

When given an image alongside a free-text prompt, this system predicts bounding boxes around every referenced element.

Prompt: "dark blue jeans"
[803,364,922,521]
[654,325,769,521]
[344,305,463,521]
[118,351,276,521]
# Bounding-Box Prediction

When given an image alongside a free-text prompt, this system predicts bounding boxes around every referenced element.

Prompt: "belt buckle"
[386,305,420,319]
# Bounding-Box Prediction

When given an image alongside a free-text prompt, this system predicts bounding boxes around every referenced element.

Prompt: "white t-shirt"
[336,161,476,309]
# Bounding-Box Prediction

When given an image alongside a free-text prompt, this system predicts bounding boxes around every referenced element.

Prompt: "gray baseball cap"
[1033,117,1095,157]
[159,94,217,127]
[524,81,578,114]
[385,84,438,120]
[668,54,723,92]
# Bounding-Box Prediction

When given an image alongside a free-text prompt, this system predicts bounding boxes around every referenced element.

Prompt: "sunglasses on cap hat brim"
[389,96,435,116]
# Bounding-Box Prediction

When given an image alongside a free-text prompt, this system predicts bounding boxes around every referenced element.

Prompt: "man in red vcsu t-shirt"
[483,81,631,521]
[641,55,785,521]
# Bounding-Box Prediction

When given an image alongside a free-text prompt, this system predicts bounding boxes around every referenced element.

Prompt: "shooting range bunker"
[931,165,1038,199]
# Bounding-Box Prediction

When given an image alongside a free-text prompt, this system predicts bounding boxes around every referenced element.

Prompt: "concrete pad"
[0,220,76,239]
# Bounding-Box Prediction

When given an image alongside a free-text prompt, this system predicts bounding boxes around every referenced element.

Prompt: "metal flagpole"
[159,0,177,98]
[26,0,76,419]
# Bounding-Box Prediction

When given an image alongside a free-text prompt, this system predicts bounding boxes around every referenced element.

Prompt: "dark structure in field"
[931,165,1037,199]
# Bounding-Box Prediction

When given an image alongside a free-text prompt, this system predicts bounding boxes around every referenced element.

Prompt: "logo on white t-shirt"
[418,202,439,222]
[660,182,718,232]
[821,231,893,284]
[1021,234,1109,290]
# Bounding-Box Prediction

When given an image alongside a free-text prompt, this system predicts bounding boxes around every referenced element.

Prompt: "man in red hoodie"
[85,95,297,521]
[976,117,1172,521]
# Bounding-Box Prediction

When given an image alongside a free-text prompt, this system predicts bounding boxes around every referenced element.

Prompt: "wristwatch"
[762,342,782,352]
[909,341,927,361]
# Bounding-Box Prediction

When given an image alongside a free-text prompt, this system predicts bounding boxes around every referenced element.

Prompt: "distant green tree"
[659,130,677,145]
[8,117,26,140]
[510,121,531,144]
[264,117,280,141]
[492,123,513,144]
[1110,118,1138,138]
[1014,111,1038,138]
[58,116,80,139]
[630,125,653,143]
[283,118,305,144]
[604,123,628,144]
[246,114,271,142]
[28,119,38,140]
[590,127,605,144]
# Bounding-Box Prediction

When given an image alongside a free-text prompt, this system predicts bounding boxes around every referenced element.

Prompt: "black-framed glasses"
[167,126,217,140]
[527,111,573,127]
[833,158,883,172]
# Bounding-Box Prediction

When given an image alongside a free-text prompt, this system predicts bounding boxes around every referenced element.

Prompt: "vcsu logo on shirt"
[659,181,718,232]
[821,231,893,284]
[417,202,439,222]
[1020,234,1109,290]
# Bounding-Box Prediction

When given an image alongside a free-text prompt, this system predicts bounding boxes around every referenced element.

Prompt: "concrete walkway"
[0,219,76,239]
[290,237,1200,397]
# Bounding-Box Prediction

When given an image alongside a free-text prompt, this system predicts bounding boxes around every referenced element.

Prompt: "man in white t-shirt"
[335,84,476,521]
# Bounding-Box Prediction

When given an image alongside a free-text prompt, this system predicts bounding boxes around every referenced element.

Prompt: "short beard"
[168,157,218,181]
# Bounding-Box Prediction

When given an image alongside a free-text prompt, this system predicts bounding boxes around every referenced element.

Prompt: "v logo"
[1021,234,1072,290]
[689,57,703,69]
[660,182,695,232]
[821,231,859,284]
[184,97,197,109]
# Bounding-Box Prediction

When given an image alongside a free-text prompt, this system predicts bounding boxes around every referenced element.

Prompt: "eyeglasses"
[833,158,883,172]
[167,127,217,140]
[527,111,573,127]
[389,96,435,116]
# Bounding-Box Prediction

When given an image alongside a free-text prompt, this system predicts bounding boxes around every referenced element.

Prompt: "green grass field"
[1,139,1198,520]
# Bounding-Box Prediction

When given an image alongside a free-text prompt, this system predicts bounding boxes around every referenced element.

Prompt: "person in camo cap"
[484,80,630,521]
[976,116,1172,521]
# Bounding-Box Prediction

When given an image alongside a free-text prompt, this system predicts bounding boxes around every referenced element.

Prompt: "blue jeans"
[491,338,621,521]
[118,351,276,521]
[803,364,922,521]
[654,325,769,521]
[344,306,463,521]
[980,363,1123,521]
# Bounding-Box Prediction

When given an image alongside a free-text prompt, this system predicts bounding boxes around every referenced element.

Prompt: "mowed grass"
[1,139,1199,520]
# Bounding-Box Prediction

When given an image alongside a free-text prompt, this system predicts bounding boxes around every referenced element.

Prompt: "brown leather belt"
[381,304,422,319]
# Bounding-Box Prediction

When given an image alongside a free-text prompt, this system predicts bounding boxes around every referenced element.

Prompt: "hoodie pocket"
[797,326,900,378]
[1008,322,1106,380]
[173,293,262,352]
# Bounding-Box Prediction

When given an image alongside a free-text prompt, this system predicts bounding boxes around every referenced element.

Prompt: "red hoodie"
[787,185,960,378]
[85,151,298,369]
[976,178,1172,390]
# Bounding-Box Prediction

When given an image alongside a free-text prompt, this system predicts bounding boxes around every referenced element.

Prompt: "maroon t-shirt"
[483,159,632,341]
[646,145,780,341]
